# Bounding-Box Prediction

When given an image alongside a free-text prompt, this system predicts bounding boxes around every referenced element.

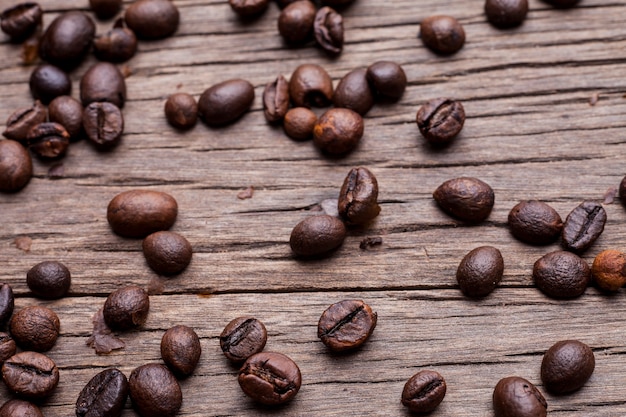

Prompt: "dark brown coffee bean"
[485,0,529,28]
[26,122,70,159]
[333,68,374,116]
[3,351,59,399]
[318,299,377,352]
[433,177,495,222]
[0,284,14,326]
[541,340,594,394]
[314,6,343,55]
[3,100,47,143]
[456,246,504,298]
[283,107,317,140]
[338,167,380,225]
[39,11,95,69]
[0,140,32,192]
[76,368,129,417]
[592,249,626,292]
[161,325,201,377]
[533,250,590,299]
[107,190,178,238]
[238,352,301,405]
[103,285,150,330]
[542,0,580,8]
[420,15,465,55]
[80,62,127,108]
[93,19,138,63]
[401,370,446,413]
[229,0,269,17]
[416,98,465,145]
[26,260,71,299]
[125,0,179,40]
[0,399,43,417]
[82,102,124,149]
[29,64,71,104]
[561,201,606,253]
[10,305,60,352]
[263,75,290,123]
[164,93,198,130]
[290,214,346,257]
[508,200,563,245]
[313,108,364,156]
[620,175,626,207]
[0,333,16,363]
[366,61,407,101]
[220,317,267,363]
[89,0,122,20]
[198,79,255,127]
[278,0,316,44]
[493,376,547,417]
[129,364,182,417]
[48,96,83,141]
[143,231,192,275]
[289,63,333,108]
[1,3,42,42]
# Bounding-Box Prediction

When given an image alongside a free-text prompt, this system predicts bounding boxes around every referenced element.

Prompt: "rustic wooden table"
[2,0,626,415]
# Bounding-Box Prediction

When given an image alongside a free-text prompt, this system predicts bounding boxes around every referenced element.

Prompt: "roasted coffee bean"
[401,370,446,413]
[26,260,71,299]
[314,6,343,55]
[143,231,192,275]
[620,176,626,207]
[263,75,290,123]
[161,325,201,376]
[0,284,14,325]
[89,0,122,20]
[289,63,333,108]
[541,340,594,394]
[229,0,269,17]
[220,317,267,363]
[0,333,16,363]
[80,62,127,108]
[493,376,547,417]
[338,167,380,225]
[290,214,346,257]
[29,64,71,104]
[83,102,124,149]
[508,200,563,245]
[0,399,43,417]
[416,98,465,145]
[542,0,580,8]
[0,140,32,192]
[313,108,364,156]
[10,305,60,352]
[333,68,374,116]
[48,96,84,141]
[164,93,198,130]
[107,190,178,238]
[3,100,46,143]
[456,246,504,298]
[2,351,59,399]
[591,249,626,292]
[1,3,42,42]
[125,0,179,40]
[366,61,407,101]
[26,122,70,159]
[561,201,606,253]
[277,1,316,44]
[533,250,590,299]
[420,15,465,55]
[433,177,495,222]
[39,11,95,69]
[198,79,255,127]
[318,299,377,352]
[129,364,182,417]
[93,19,138,63]
[76,368,129,417]
[283,107,317,140]
[485,0,529,28]
[238,352,301,405]
[103,285,150,330]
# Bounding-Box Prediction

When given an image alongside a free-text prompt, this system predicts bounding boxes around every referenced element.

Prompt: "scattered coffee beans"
[29,64,71,104]
[333,68,374,116]
[366,61,407,101]
[238,352,302,405]
[161,325,201,376]
[80,62,127,108]
[0,3,42,42]
[198,79,255,127]
[533,250,590,299]
[508,200,563,245]
[39,11,95,69]
[485,0,529,28]
[89,0,123,20]
[314,6,343,55]
[433,177,495,222]
[289,63,334,107]
[129,363,182,417]
[456,246,504,298]
[338,167,381,225]
[0,139,32,192]
[125,0,179,40]
[107,190,178,238]
[103,285,150,330]
[493,376,547,417]
[93,19,138,63]
[561,200,606,253]
[2,351,59,399]
[0,399,43,417]
[10,305,60,351]
[283,107,317,140]
[83,101,125,149]
[401,370,446,413]
[76,368,129,417]
[278,0,316,44]
[541,340,594,394]
[164,93,198,130]
[420,15,465,55]
[263,75,290,123]
[0,333,16,362]
[3,100,47,143]
[229,0,269,17]
[26,260,71,299]
[416,98,465,145]
[318,299,377,351]
[26,122,70,159]
[591,249,626,292]
[0,283,14,325]
[48,96,84,140]
[220,316,267,363]
[143,231,192,275]
[290,214,346,257]
[313,108,364,156]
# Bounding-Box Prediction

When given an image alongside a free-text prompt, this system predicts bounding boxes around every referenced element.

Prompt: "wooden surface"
[2,0,626,415]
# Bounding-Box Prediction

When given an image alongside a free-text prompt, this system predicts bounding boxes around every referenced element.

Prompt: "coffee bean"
[39,11,95,69]
[263,75,290,123]
[10,305,60,352]
[591,249,626,292]
[229,0,269,17]
[220,317,267,363]
[76,368,129,417]
[283,107,317,140]
[48,96,83,141]
[2,351,59,399]
[1,3,42,42]
[93,19,138,63]
[433,177,495,222]
[401,370,446,413]
[0,140,32,192]
[107,190,178,238]
[143,231,192,275]
[129,363,182,417]
[456,246,504,298]
[620,175,626,207]
[493,376,547,417]
[278,1,316,44]
[290,214,346,257]
[420,15,465,55]
[508,200,563,245]
[366,61,407,101]
[198,79,255,127]
[338,167,381,225]
[541,340,594,394]
[26,261,71,299]
[318,299,377,352]
[289,63,334,108]
[0,283,14,326]
[533,250,590,299]
[0,333,16,363]
[561,201,606,253]
[3,100,47,143]
[26,122,70,159]
[238,352,301,405]
[485,0,529,28]
[161,325,201,376]
[80,62,127,108]
[416,98,465,145]
[0,399,43,417]
[83,102,124,149]
[313,108,364,156]
[542,0,580,7]
[28,64,71,104]
[333,68,374,116]
[125,0,179,40]
[314,6,343,55]
[89,0,122,20]
[164,93,198,130]
[103,285,150,330]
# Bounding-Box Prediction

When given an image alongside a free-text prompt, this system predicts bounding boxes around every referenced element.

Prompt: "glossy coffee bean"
[420,15,465,55]
[220,317,267,363]
[433,177,495,222]
[493,376,547,417]
[456,246,504,298]
[1,3,42,42]
[198,79,255,127]
[533,250,590,299]
[278,0,316,44]
[313,108,364,156]
[39,11,95,69]
[3,353,59,400]
[93,19,138,63]
[283,107,317,140]
[83,102,124,149]
[0,399,43,417]
[27,260,71,299]
[76,368,129,417]
[333,68,374,116]
[591,249,626,292]
[508,200,563,245]
[161,325,201,376]
[314,6,343,55]
[29,64,71,104]
[107,190,178,238]
[103,286,150,330]
[263,75,290,123]
[89,0,122,20]
[143,231,192,275]
[401,370,446,413]
[229,0,269,17]
[366,61,407,101]
[561,201,606,253]
[10,306,60,352]
[318,299,377,352]
[542,0,580,8]
[289,63,333,108]
[3,100,46,143]
[125,0,179,40]
[0,284,14,326]
[485,0,529,28]
[129,364,182,417]
[80,62,127,108]
[338,167,380,225]
[164,93,198,130]
[290,214,346,257]
[541,340,594,394]
[0,333,17,363]
[416,98,465,145]
[238,352,301,405]
[48,96,84,140]
[26,122,70,159]
[0,140,32,192]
